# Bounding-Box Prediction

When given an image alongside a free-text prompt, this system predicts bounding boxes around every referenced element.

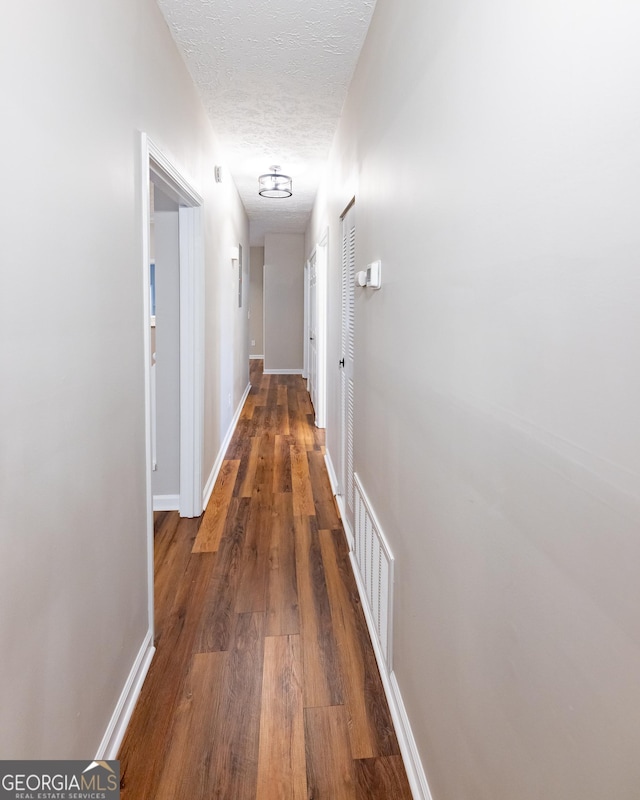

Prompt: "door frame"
[140,133,204,630]
[303,259,310,380]
[314,229,328,429]
[303,229,328,428]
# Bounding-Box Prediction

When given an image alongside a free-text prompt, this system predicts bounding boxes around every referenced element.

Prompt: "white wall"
[0,0,248,758]
[307,0,640,798]
[264,233,305,372]
[249,246,264,356]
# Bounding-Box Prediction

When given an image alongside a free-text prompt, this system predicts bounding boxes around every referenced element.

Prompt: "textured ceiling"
[156,0,376,244]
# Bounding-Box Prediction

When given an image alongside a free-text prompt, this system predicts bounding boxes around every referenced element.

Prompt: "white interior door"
[308,251,318,412]
[303,261,309,380]
[340,203,356,531]
[314,231,328,429]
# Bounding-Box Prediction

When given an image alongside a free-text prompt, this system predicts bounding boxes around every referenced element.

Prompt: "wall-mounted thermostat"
[357,260,382,289]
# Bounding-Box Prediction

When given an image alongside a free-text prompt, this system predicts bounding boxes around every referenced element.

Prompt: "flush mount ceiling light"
[258,165,292,198]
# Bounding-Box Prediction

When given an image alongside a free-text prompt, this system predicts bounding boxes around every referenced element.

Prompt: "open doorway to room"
[140,134,205,628]
[149,180,181,511]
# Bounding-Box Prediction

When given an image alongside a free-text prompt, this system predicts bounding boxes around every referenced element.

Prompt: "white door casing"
[315,230,328,429]
[303,260,310,380]
[339,203,356,531]
[304,231,328,429]
[140,133,204,634]
[308,250,318,411]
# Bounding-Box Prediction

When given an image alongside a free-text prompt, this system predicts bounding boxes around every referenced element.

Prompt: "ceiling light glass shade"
[258,166,292,198]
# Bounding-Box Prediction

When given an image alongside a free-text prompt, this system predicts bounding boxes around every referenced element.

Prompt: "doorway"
[304,230,328,428]
[149,181,180,510]
[140,134,204,628]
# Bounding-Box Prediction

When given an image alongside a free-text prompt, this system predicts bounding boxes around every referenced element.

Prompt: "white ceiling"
[156,0,376,245]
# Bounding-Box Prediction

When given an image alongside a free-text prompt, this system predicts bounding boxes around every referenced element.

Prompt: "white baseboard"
[263,368,304,375]
[152,494,179,511]
[95,630,155,760]
[338,494,354,550]
[324,449,339,495]
[389,671,434,800]
[324,450,354,550]
[202,381,251,510]
[249,354,264,359]
[349,553,432,800]
[326,443,431,799]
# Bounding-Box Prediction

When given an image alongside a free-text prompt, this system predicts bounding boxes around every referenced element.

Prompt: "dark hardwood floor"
[119,360,412,799]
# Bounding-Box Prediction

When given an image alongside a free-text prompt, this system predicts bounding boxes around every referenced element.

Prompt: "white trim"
[263,368,303,375]
[349,554,432,800]
[140,133,155,640]
[338,494,354,550]
[147,139,203,207]
[202,382,251,509]
[315,229,328,429]
[389,672,434,800]
[95,631,155,760]
[324,450,354,549]
[352,473,395,672]
[324,449,339,495]
[327,446,431,799]
[178,205,205,518]
[153,494,179,511]
[249,354,265,360]
[303,260,310,380]
[140,132,205,641]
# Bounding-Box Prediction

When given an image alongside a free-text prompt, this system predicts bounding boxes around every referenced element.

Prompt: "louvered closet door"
[340,203,356,532]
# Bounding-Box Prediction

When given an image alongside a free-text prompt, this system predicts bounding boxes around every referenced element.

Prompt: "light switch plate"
[366,260,382,289]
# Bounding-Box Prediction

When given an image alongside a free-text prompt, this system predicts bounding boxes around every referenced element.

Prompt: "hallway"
[119,361,412,799]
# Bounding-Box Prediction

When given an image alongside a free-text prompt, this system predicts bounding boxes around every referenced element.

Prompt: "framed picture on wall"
[238,243,243,308]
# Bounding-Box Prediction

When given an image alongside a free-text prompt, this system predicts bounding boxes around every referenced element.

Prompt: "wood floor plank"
[254,432,275,489]
[291,444,315,517]
[266,493,299,636]
[256,635,306,800]
[193,496,251,653]
[294,514,344,708]
[304,705,356,800]
[206,612,266,799]
[153,652,227,800]
[119,552,218,800]
[241,393,256,420]
[286,388,305,443]
[234,491,272,613]
[319,528,400,759]
[298,390,313,415]
[277,384,288,406]
[275,400,290,436]
[273,433,293,494]
[225,417,252,459]
[237,436,261,498]
[307,449,341,529]
[247,404,266,438]
[353,756,413,800]
[154,515,198,639]
[192,459,241,553]
[255,373,271,406]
